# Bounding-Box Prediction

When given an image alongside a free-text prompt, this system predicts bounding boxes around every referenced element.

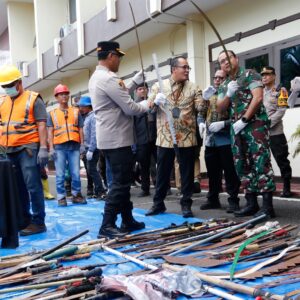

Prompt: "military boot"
[226,197,240,213]
[280,178,292,198]
[120,203,145,233]
[255,192,275,219]
[234,193,259,217]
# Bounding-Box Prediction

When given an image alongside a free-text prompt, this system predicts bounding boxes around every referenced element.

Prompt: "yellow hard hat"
[0,65,22,86]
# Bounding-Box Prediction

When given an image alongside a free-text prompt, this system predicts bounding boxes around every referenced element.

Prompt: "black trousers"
[205,145,240,203]
[270,134,292,180]
[153,146,195,207]
[136,141,157,192]
[82,155,93,191]
[102,147,134,215]
[86,149,105,194]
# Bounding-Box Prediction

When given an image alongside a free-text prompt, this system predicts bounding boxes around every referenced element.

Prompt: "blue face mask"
[4,86,19,98]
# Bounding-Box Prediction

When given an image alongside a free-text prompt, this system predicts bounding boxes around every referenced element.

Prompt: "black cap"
[135,82,148,89]
[261,66,276,75]
[97,41,125,56]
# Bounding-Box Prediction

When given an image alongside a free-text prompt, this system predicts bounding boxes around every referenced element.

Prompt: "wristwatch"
[241,116,250,123]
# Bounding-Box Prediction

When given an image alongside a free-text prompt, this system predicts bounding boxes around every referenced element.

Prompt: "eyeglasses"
[219,55,234,65]
[213,76,224,80]
[176,65,191,71]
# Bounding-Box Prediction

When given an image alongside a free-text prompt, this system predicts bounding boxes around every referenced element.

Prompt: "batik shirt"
[149,78,203,148]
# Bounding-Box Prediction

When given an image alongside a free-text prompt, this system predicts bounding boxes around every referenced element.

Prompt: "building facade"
[0,0,299,176]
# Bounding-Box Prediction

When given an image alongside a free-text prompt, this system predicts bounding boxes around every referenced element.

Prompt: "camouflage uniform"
[218,67,275,193]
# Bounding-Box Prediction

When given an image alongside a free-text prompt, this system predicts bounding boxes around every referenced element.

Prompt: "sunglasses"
[213,76,224,80]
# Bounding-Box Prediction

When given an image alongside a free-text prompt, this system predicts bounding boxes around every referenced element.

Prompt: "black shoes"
[254,208,276,219]
[120,219,145,232]
[145,205,166,216]
[137,190,150,197]
[226,202,240,213]
[98,226,128,239]
[20,223,47,236]
[72,193,87,204]
[95,191,107,201]
[234,205,259,217]
[200,201,221,210]
[280,179,292,198]
[182,206,193,218]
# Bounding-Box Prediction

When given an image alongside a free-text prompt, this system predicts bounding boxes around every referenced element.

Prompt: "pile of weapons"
[0,214,299,300]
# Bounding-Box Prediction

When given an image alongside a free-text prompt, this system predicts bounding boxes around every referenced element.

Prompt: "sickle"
[189,0,233,76]
[128,2,146,86]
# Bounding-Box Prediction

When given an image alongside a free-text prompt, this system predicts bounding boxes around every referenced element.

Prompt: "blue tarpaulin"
[0,200,297,299]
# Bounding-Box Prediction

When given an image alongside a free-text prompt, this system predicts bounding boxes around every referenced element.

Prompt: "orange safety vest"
[0,91,40,147]
[50,107,80,145]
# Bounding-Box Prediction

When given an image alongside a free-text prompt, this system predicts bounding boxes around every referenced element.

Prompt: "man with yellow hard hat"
[0,65,48,236]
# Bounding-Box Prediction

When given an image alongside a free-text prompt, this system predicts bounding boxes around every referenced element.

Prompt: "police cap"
[97,41,125,57]
[261,66,276,75]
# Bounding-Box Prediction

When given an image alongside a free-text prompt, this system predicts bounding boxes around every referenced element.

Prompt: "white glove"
[226,81,239,97]
[132,70,145,85]
[233,119,247,135]
[291,77,300,92]
[154,93,167,106]
[139,99,149,110]
[86,151,93,161]
[198,123,206,139]
[203,86,216,100]
[208,121,225,133]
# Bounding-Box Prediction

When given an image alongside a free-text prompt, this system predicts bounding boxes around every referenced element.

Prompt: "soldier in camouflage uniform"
[217,50,276,218]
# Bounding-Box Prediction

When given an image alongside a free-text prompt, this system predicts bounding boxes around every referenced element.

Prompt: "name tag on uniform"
[172,107,180,119]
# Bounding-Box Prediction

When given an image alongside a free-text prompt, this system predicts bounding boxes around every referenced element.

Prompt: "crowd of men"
[0,40,295,238]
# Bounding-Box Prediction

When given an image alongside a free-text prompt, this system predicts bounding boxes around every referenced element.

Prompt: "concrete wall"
[203,0,300,177]
[121,25,187,84]
[0,29,9,50]
[7,2,36,65]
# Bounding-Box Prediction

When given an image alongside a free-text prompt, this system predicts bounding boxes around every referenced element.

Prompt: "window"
[69,0,77,24]
[239,48,273,74]
[244,53,269,73]
[279,44,300,90]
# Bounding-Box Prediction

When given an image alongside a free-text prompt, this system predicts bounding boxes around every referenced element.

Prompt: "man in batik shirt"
[145,56,203,218]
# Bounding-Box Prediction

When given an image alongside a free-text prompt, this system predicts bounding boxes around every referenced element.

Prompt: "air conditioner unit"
[150,0,161,15]
[16,61,29,77]
[59,22,76,38]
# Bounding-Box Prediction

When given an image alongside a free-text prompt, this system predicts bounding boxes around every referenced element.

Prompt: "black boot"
[182,205,194,218]
[120,203,145,233]
[255,192,275,219]
[98,210,127,238]
[280,178,292,198]
[200,199,221,210]
[226,197,240,213]
[234,193,259,217]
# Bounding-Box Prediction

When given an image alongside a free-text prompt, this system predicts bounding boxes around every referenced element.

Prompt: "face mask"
[4,86,19,98]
